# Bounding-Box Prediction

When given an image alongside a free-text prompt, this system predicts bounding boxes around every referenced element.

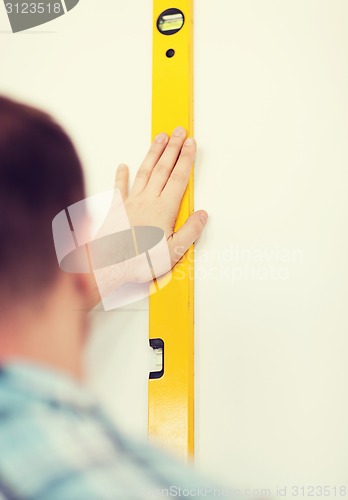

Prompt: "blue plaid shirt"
[0,363,230,500]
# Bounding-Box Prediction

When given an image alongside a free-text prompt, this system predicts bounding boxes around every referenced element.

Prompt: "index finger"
[130,133,169,196]
[160,137,196,209]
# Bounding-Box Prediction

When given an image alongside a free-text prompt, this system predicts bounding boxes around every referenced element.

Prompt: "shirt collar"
[0,361,97,411]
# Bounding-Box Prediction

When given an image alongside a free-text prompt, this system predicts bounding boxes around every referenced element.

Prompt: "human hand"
[115,126,208,268]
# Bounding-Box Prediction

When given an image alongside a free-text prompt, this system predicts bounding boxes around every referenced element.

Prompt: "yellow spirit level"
[149,1,194,459]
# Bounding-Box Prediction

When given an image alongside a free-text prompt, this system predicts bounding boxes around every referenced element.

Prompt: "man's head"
[0,96,85,303]
[0,96,92,375]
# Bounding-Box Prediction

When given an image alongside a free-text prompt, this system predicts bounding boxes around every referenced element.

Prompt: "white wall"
[1,1,348,496]
[194,0,348,493]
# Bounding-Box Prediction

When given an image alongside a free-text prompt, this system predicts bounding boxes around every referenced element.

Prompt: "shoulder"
[0,391,123,498]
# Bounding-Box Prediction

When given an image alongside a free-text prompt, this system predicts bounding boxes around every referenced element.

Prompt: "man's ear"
[71,273,95,309]
[72,272,101,311]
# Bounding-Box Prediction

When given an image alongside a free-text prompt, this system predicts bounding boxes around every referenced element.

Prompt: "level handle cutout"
[149,338,164,379]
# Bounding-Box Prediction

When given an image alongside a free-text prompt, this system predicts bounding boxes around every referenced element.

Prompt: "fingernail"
[173,126,186,137]
[200,212,208,224]
[118,164,127,170]
[155,133,168,144]
[184,138,195,147]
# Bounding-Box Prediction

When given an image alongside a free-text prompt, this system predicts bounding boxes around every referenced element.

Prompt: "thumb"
[115,164,129,202]
[169,210,208,266]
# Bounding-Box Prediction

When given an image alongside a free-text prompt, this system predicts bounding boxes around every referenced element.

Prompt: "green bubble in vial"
[159,13,184,33]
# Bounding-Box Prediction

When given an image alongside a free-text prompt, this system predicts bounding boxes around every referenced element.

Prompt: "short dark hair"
[0,96,85,301]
